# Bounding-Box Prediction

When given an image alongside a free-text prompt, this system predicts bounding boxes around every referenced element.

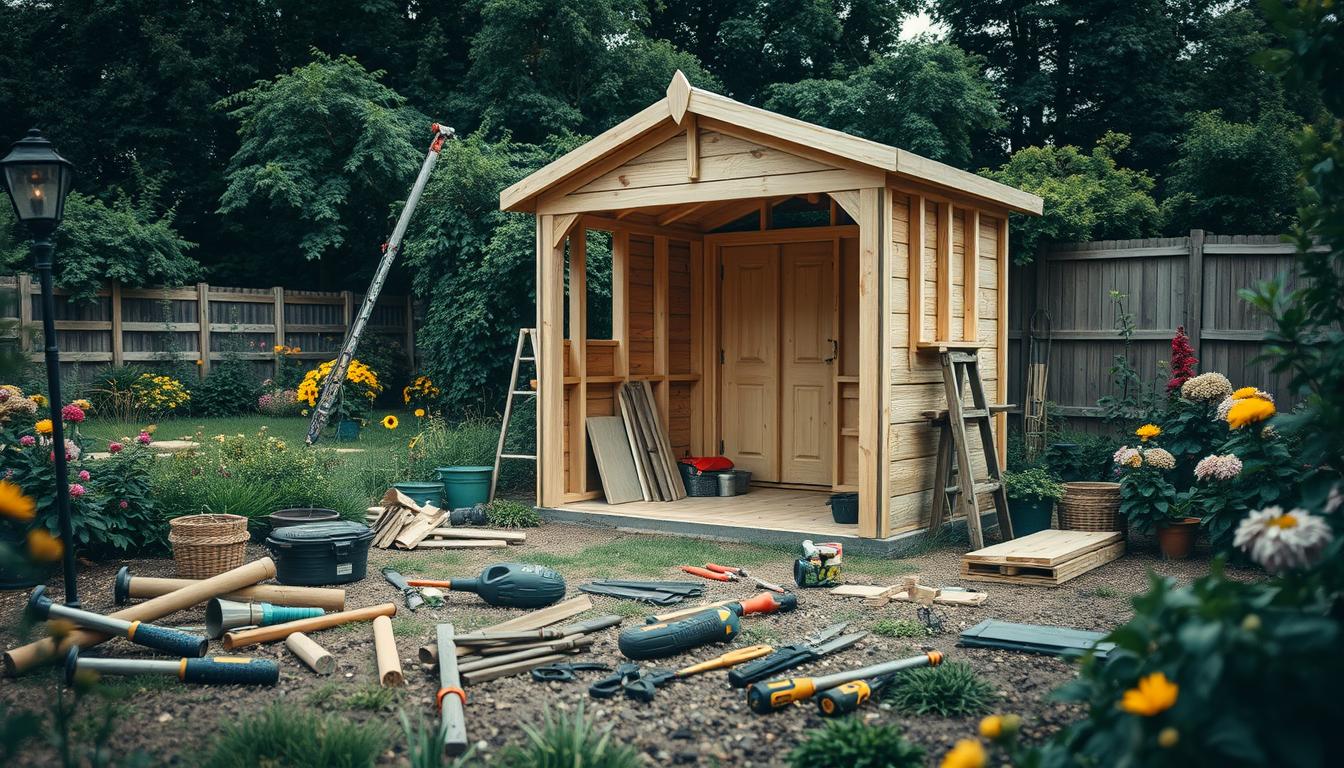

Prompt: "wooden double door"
[721,240,835,485]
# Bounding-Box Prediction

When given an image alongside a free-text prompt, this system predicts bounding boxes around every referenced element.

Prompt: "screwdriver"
[747,650,943,714]
[624,644,774,701]
[816,672,897,717]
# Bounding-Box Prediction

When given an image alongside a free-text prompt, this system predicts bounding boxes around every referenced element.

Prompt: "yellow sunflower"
[381,415,399,430]
[0,481,36,521]
[1135,423,1161,442]
[1231,386,1259,400]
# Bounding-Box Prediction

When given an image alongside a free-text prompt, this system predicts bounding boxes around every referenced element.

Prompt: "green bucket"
[393,481,444,509]
[436,466,494,510]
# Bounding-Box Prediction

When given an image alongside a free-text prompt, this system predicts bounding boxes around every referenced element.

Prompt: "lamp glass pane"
[3,163,62,221]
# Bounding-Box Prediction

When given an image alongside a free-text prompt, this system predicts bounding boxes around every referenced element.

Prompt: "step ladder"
[925,346,1014,550]
[490,328,539,502]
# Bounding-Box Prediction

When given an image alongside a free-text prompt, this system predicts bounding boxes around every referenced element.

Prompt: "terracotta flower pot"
[1156,517,1200,560]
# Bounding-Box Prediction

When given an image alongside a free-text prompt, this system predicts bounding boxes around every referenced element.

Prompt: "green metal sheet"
[958,619,1114,659]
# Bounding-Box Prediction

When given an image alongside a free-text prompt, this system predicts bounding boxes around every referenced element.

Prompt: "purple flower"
[119,500,129,510]
[68,483,86,498]
[136,432,152,445]
[78,469,91,481]
[19,435,35,447]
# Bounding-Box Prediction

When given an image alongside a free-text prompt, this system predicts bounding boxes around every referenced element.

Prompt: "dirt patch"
[0,523,1251,766]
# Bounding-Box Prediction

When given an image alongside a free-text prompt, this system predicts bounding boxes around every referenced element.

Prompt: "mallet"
[28,586,207,658]
[65,647,278,686]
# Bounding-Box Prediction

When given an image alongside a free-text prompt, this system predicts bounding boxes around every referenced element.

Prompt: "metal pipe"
[436,623,467,756]
[29,586,208,657]
[75,657,180,677]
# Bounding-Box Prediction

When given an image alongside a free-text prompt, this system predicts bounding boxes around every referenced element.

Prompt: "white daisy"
[1233,506,1333,573]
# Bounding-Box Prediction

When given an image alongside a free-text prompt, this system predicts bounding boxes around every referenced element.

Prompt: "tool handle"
[736,592,798,616]
[678,644,774,676]
[817,679,872,717]
[406,578,452,588]
[559,614,624,635]
[382,568,412,591]
[680,566,730,582]
[704,563,745,576]
[618,608,739,660]
[181,657,280,685]
[127,622,209,658]
[747,676,817,713]
[727,645,814,688]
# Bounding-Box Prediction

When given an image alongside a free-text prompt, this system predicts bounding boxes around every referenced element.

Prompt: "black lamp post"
[1,129,79,607]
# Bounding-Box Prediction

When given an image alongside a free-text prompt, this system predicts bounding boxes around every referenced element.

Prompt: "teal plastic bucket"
[436,466,493,509]
[393,481,444,509]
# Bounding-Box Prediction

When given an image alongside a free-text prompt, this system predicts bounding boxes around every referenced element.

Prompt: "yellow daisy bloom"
[940,739,986,768]
[1227,397,1275,429]
[0,481,36,521]
[1119,671,1178,716]
[34,419,53,435]
[381,415,399,430]
[27,529,64,562]
[1135,424,1161,442]
[414,408,426,418]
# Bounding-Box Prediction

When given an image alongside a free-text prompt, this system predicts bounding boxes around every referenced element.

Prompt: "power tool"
[414,563,567,609]
[747,650,943,713]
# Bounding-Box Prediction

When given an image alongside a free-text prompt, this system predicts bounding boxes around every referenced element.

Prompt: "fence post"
[1187,229,1204,359]
[18,274,32,354]
[341,290,353,328]
[196,282,211,376]
[110,281,124,366]
[273,286,286,379]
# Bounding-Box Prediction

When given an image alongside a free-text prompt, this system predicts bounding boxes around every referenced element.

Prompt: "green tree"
[764,39,1001,167]
[218,51,426,286]
[1161,110,1300,234]
[983,133,1159,261]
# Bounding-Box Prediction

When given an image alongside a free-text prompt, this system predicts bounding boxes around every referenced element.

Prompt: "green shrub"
[344,686,397,711]
[486,498,541,528]
[789,719,923,768]
[192,357,261,417]
[871,618,930,638]
[496,704,639,768]
[203,705,387,768]
[85,364,151,421]
[884,661,997,717]
[1002,467,1065,502]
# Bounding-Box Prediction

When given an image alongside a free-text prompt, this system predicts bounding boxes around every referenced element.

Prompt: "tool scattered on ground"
[958,619,1114,659]
[644,592,797,625]
[373,615,403,687]
[624,644,774,702]
[418,596,596,665]
[728,622,866,687]
[406,563,566,609]
[456,628,566,645]
[205,598,325,639]
[27,586,208,658]
[620,606,739,660]
[382,568,424,611]
[530,661,611,682]
[681,565,737,582]
[747,651,943,713]
[817,672,897,717]
[795,540,843,587]
[65,646,278,687]
[578,580,703,605]
[748,575,790,594]
[646,599,737,624]
[704,563,746,577]
[222,602,397,650]
[435,623,468,756]
[286,632,334,675]
[459,636,595,674]
[589,662,642,698]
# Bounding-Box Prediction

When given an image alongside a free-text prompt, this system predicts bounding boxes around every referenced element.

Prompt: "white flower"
[1326,485,1342,515]
[1195,454,1243,482]
[1233,506,1333,573]
[1180,372,1233,403]
[1113,445,1141,467]
[1143,447,1176,470]
[1216,396,1237,421]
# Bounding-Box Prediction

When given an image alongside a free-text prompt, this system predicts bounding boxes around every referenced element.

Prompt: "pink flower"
[61,404,86,424]
[78,469,91,481]
[118,500,129,509]
[108,442,124,453]
[68,483,86,498]
[19,435,35,447]
[136,432,152,445]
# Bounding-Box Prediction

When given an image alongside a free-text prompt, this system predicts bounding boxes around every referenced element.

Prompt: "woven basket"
[1058,482,1124,532]
[168,513,249,578]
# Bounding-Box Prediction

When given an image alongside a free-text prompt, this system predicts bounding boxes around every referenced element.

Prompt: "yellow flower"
[1119,672,1178,717]
[34,419,53,435]
[1227,397,1275,429]
[145,424,158,434]
[27,529,64,562]
[940,739,986,768]
[30,394,47,406]
[73,399,91,410]
[301,409,309,416]
[978,715,1002,740]
[1135,424,1161,442]
[0,481,36,521]
[403,386,412,404]
[273,345,284,353]
[1231,386,1258,399]
[414,408,426,418]
[381,415,399,430]
[1158,727,1180,748]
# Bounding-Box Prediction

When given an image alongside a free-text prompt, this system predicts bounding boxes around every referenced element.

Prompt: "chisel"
[642,592,797,625]
[64,647,277,686]
[747,651,943,713]
[29,586,208,658]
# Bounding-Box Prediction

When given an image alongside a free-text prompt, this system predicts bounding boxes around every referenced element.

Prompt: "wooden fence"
[1006,231,1305,432]
[0,276,416,383]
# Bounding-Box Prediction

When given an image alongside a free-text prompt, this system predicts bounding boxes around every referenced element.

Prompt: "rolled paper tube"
[222,603,397,650]
[115,567,345,611]
[3,557,277,677]
[372,616,403,687]
[285,633,335,675]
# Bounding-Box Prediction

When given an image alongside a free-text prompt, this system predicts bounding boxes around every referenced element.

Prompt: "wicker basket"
[168,513,250,578]
[1057,482,1124,532]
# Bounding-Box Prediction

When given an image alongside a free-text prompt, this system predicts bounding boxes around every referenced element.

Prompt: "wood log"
[3,558,277,677]
[372,615,404,687]
[456,636,593,673]
[286,632,335,675]
[118,573,345,611]
[222,603,397,650]
[413,539,509,549]
[393,506,450,549]
[423,528,526,543]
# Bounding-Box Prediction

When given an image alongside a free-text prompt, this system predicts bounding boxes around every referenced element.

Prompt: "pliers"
[529,661,611,683]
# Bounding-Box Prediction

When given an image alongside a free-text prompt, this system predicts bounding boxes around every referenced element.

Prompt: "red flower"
[1167,326,1197,393]
[61,404,86,424]
[108,442,124,453]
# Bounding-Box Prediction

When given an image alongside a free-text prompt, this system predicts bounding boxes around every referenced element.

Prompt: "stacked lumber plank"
[831,576,989,607]
[366,489,525,551]
[960,530,1124,586]
[616,381,686,502]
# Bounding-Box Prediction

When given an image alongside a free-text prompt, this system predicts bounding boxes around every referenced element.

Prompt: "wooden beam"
[538,215,565,507]
[658,202,711,227]
[694,198,768,231]
[689,239,705,454]
[612,231,630,377]
[568,231,588,495]
[653,236,670,421]
[759,200,771,230]
[685,115,699,180]
[196,282,211,375]
[704,225,858,248]
[581,214,702,240]
[964,209,979,342]
[551,214,580,249]
[701,243,720,455]
[829,191,860,221]
[857,187,885,539]
[908,196,925,357]
[996,217,1009,466]
[110,281,124,366]
[936,203,952,341]
[878,190,894,538]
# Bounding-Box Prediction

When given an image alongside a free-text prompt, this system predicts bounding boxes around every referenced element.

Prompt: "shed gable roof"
[500,72,1044,216]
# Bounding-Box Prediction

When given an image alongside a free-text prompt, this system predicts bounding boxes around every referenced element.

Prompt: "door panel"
[780,241,834,485]
[721,245,779,481]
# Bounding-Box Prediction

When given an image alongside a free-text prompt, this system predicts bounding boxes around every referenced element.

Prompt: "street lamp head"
[1,128,74,230]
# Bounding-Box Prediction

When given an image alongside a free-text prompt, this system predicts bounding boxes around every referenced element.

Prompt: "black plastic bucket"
[268,508,340,529]
[265,520,374,585]
[827,492,859,524]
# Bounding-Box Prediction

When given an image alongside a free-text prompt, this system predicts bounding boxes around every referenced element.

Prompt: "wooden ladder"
[490,328,539,502]
[926,347,1014,550]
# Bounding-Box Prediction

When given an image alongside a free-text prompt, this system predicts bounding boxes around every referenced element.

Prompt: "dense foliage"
[789,718,924,768]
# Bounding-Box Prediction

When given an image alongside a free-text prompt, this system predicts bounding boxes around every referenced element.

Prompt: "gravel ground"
[0,522,1252,767]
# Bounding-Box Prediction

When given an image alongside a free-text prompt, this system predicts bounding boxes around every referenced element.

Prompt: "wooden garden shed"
[502,72,1042,546]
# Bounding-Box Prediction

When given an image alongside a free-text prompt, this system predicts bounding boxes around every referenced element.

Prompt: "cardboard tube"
[285,632,334,675]
[116,567,345,611]
[223,603,396,650]
[372,616,403,687]
[3,557,277,677]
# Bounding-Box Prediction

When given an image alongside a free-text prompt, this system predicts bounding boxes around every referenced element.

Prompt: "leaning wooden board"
[960,541,1125,586]
[962,530,1124,566]
[586,416,644,504]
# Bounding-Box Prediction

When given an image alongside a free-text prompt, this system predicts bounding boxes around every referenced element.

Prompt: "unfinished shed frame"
[502,73,1042,542]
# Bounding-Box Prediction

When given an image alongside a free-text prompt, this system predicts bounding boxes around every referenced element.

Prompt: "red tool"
[734,592,798,617]
[705,563,747,577]
[680,566,736,582]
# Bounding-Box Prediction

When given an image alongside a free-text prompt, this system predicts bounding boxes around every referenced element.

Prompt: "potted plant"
[1114,429,1190,557]
[1002,468,1064,537]
[295,359,382,440]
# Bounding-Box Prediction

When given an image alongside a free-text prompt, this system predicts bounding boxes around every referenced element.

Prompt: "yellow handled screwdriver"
[625,644,774,701]
[747,650,942,714]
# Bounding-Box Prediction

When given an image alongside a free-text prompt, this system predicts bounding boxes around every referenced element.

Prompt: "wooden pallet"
[960,531,1125,586]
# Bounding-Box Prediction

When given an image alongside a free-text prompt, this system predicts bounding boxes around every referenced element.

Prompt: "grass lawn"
[79,411,420,449]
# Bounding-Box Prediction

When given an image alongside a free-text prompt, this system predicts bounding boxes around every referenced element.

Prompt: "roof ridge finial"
[666,70,692,124]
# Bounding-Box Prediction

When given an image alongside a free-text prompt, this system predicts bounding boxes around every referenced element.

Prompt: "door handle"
[824,339,838,364]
